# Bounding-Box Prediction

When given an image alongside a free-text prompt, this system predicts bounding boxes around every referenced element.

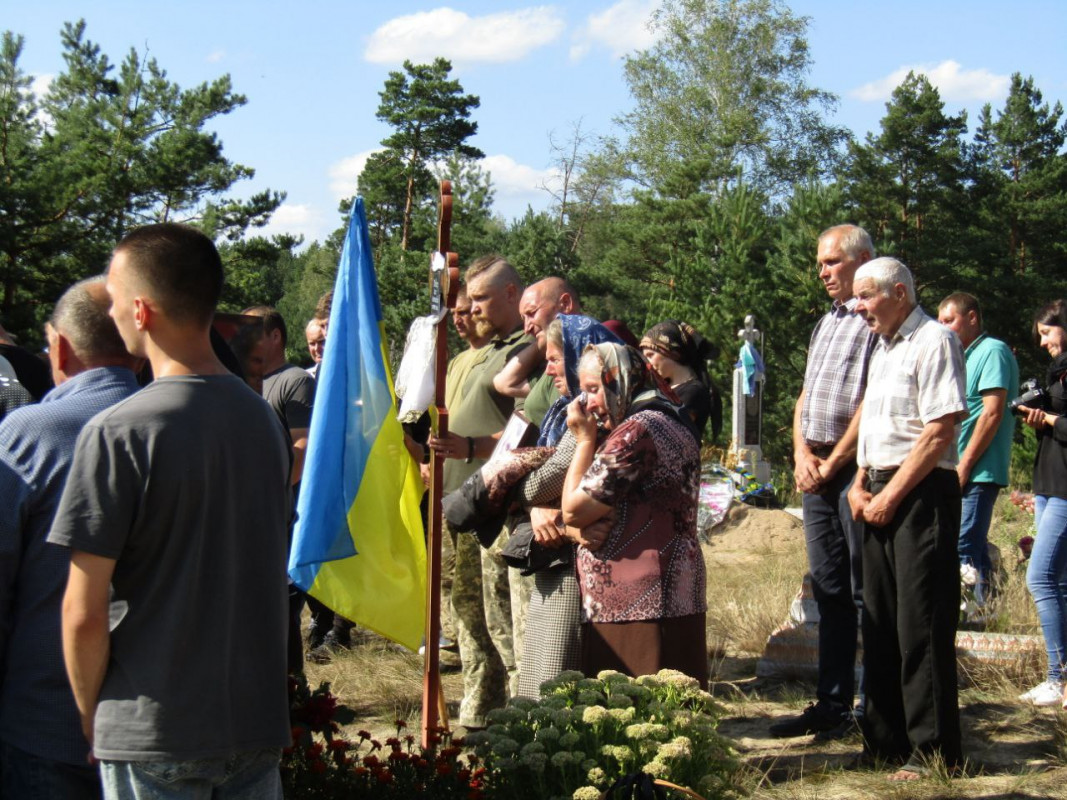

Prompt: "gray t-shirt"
[263,363,315,431]
[48,374,292,761]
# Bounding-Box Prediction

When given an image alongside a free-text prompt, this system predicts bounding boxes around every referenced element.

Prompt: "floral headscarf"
[581,342,659,428]
[639,320,717,385]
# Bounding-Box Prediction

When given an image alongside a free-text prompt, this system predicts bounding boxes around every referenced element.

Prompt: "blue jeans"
[99,749,281,800]
[1027,495,1067,683]
[0,739,102,799]
[802,462,865,716]
[959,482,1001,606]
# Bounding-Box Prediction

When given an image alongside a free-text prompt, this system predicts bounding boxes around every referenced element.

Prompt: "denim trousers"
[0,739,102,800]
[959,481,1001,606]
[98,748,281,800]
[802,461,864,716]
[1027,495,1067,683]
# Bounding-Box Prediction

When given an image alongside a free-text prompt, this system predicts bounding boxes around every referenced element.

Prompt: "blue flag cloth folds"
[288,197,426,651]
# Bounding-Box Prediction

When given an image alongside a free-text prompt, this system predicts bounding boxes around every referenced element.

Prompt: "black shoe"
[813,714,861,742]
[768,702,844,738]
[306,630,351,664]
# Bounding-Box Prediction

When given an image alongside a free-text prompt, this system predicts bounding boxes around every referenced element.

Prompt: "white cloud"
[205,49,226,63]
[327,149,382,202]
[571,0,659,61]
[365,6,564,65]
[258,202,328,244]
[850,60,1010,103]
[480,154,558,199]
[30,73,53,98]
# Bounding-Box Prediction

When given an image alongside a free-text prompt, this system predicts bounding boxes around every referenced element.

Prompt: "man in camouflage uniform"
[430,256,530,728]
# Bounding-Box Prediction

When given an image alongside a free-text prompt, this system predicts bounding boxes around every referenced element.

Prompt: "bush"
[465,669,739,800]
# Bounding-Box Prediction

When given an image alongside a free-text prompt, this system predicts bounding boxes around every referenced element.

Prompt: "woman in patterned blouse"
[561,342,708,687]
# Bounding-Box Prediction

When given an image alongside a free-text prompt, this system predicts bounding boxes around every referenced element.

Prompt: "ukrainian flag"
[288,197,426,651]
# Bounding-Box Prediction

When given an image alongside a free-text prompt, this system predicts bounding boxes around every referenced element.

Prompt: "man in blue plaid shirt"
[770,224,876,740]
[0,277,141,798]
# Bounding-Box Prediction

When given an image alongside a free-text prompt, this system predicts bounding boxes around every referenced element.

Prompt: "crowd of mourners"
[0,220,1065,798]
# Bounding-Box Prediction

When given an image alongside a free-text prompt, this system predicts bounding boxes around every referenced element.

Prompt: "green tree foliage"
[843,73,968,294]
[966,74,1067,377]
[429,153,506,259]
[376,58,482,250]
[621,0,848,197]
[358,149,435,254]
[0,20,282,342]
[277,241,341,364]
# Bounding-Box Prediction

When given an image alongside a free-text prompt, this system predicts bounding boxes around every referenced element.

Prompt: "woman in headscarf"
[561,342,707,687]
[640,320,722,442]
[510,315,620,698]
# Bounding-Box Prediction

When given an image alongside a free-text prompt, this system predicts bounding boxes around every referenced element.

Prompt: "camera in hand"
[1010,378,1047,415]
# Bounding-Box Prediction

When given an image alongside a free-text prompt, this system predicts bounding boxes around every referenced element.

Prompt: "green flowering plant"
[281,675,486,798]
[466,670,738,800]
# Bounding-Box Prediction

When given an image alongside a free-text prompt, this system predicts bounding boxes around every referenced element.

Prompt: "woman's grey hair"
[578,345,603,376]
[545,318,563,351]
[854,257,916,304]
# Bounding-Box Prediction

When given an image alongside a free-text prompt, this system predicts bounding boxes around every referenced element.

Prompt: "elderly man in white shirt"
[847,257,967,782]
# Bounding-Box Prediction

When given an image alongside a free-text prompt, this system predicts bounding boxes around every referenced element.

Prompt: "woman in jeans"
[1018,299,1067,707]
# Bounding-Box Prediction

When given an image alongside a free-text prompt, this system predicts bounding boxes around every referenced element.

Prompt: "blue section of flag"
[289,198,386,581]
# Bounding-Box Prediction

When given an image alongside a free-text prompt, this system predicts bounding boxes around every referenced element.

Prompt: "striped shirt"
[801,297,877,446]
[858,306,967,470]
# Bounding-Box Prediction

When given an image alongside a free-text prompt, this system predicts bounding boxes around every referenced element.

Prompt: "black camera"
[1010,378,1047,415]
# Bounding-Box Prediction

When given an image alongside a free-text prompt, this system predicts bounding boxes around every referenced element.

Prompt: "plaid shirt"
[801,297,877,447]
[858,306,967,470]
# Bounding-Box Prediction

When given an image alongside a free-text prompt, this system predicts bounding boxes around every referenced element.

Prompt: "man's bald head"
[520,276,581,349]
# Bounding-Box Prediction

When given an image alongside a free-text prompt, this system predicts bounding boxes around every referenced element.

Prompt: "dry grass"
[297,495,1067,798]
[705,543,807,656]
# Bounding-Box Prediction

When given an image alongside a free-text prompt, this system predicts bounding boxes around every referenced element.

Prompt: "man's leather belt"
[867,467,899,484]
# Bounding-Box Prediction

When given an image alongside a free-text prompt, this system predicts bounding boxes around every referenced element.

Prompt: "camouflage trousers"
[439,521,456,644]
[448,522,514,728]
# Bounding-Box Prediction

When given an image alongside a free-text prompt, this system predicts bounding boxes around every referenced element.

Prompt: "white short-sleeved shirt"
[858,306,967,471]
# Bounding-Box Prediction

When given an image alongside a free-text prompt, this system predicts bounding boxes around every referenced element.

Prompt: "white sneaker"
[1019,680,1064,706]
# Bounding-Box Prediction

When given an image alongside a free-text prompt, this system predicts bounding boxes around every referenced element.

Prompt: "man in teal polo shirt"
[939,292,1019,610]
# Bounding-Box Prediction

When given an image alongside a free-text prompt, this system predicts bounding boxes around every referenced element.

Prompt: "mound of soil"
[704,503,804,567]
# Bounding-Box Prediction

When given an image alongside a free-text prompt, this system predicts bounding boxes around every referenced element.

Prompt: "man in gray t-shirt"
[50,224,292,799]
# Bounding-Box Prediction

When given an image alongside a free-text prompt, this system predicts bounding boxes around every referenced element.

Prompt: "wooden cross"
[421,180,459,749]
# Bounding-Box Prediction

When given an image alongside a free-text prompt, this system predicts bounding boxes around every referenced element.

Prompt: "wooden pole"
[421,180,459,750]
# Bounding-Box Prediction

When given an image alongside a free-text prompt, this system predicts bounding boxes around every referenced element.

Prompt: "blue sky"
[8,1,1066,245]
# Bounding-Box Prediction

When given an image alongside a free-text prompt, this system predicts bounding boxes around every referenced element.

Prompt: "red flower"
[306,743,324,758]
[457,768,471,782]
[436,763,453,777]
[395,719,408,729]
[309,760,327,774]
[441,746,461,759]
[363,755,379,768]
[352,766,369,777]
[327,739,350,752]
[370,739,383,751]
[375,769,392,784]
[388,750,409,762]
[357,730,372,740]
[385,736,401,748]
